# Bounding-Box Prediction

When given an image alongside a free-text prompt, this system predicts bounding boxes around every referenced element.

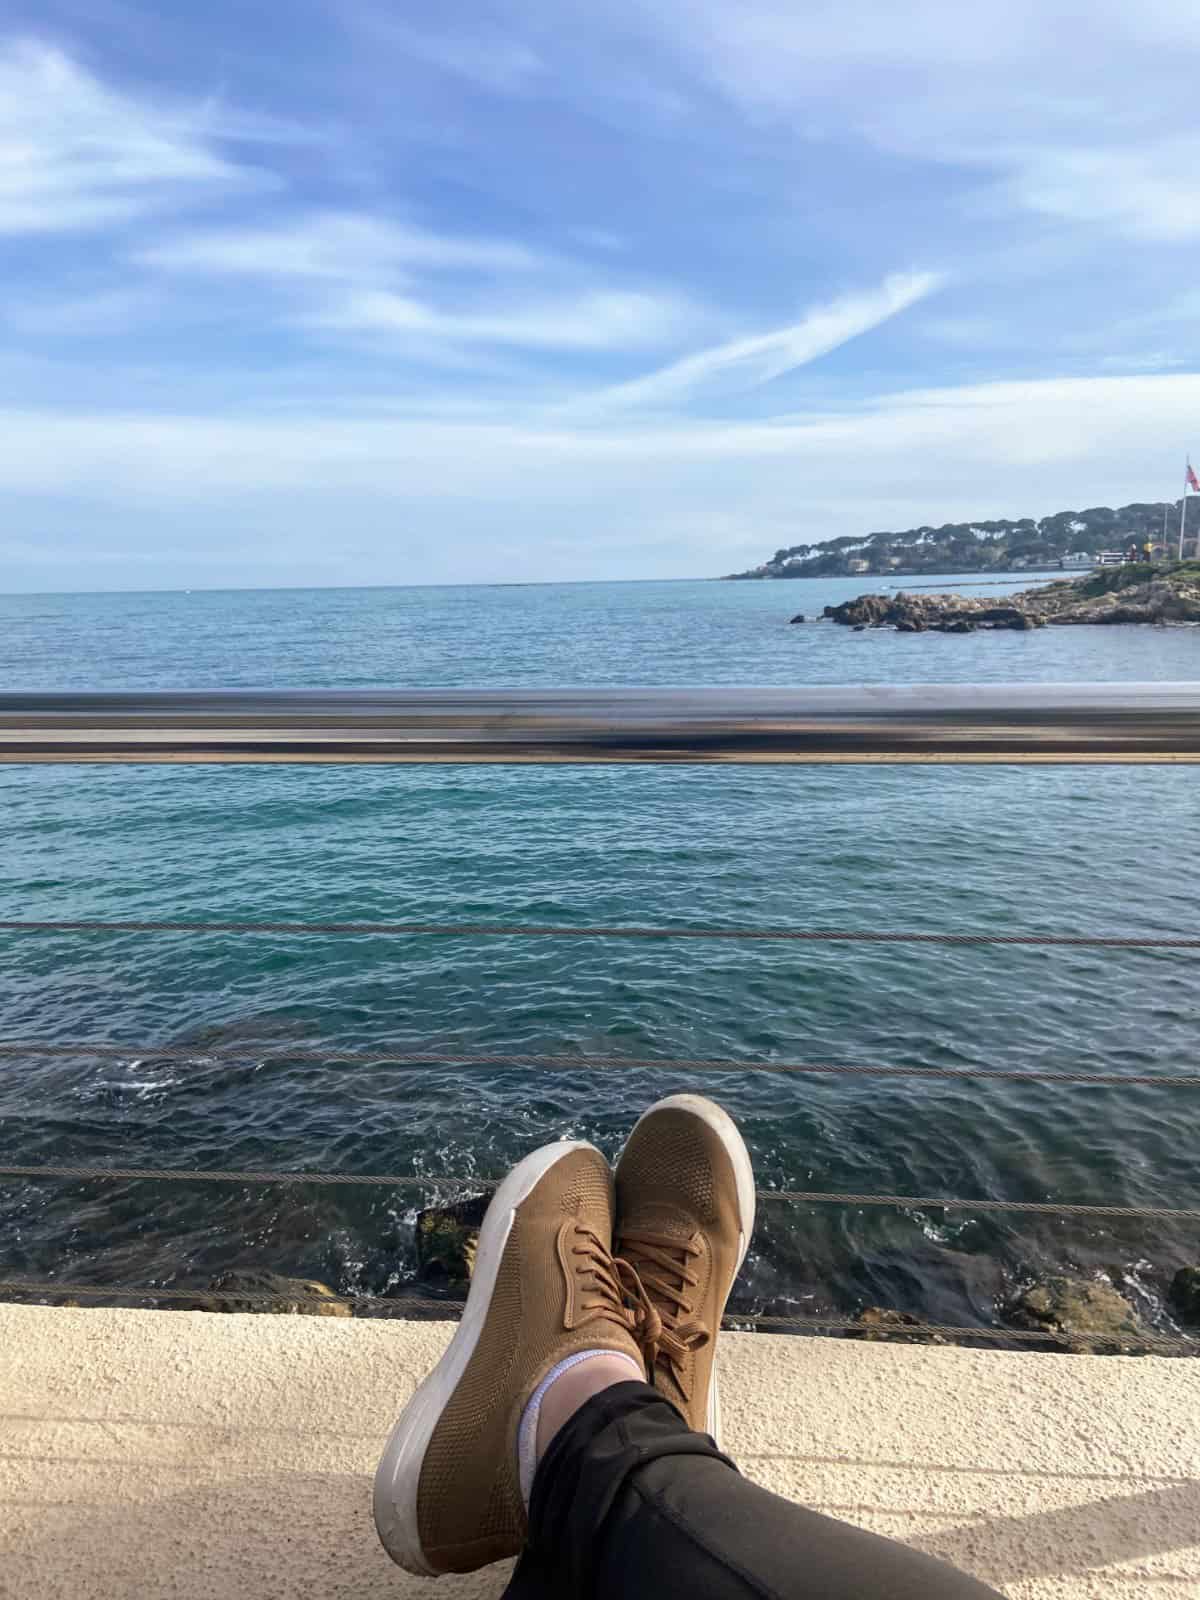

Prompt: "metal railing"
[2,680,1199,1351]
[2,684,1199,763]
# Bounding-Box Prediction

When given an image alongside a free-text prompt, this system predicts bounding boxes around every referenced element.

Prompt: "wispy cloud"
[578,272,942,410]
[318,287,699,351]
[137,211,696,356]
[1099,352,1185,372]
[0,39,265,234]
[340,3,693,129]
[2,370,1196,585]
[567,226,628,254]
[3,373,1192,495]
[917,314,1011,349]
[137,211,546,281]
[991,138,1200,241]
[3,7,1198,588]
[632,1,1200,242]
[3,288,154,337]
[361,17,544,94]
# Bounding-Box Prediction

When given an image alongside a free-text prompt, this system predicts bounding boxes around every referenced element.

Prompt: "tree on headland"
[725,502,1185,579]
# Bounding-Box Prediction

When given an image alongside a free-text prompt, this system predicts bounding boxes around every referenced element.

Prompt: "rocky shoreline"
[8,1230,1199,1351]
[814,561,1200,633]
[127,1213,1195,1356]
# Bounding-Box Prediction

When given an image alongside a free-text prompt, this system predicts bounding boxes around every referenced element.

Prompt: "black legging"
[505,1381,1004,1599]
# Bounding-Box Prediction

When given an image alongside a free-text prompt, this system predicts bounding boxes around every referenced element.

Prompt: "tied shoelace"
[618,1228,711,1401]
[566,1223,707,1393]
[569,1222,710,1401]
[566,1222,651,1335]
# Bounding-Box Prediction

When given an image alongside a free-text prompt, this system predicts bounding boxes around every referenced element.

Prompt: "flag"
[1188,462,1200,493]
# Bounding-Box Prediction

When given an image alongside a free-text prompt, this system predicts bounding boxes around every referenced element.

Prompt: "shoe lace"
[615,1228,709,1400]
[565,1222,657,1343]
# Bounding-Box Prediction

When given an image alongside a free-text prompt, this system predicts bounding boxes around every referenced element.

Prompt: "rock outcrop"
[848,1306,948,1344]
[1169,1266,1200,1323]
[1005,1274,1145,1353]
[824,563,1200,633]
[826,593,1048,630]
[203,1271,352,1316]
[415,1194,489,1285]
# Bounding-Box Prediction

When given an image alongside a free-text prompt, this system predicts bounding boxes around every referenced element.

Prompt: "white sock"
[517,1349,644,1505]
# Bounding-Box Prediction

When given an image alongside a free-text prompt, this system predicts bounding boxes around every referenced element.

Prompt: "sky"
[3,1,1200,590]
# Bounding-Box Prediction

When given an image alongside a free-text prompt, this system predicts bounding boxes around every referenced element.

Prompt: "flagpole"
[1180,465,1189,562]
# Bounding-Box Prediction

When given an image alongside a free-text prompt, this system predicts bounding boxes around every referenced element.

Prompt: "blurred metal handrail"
[2,683,1200,764]
[1,1278,1194,1351]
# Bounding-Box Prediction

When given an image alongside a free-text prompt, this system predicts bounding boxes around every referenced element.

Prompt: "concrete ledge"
[1,1304,1197,1597]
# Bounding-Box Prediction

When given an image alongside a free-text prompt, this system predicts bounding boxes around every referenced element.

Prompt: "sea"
[1,574,1198,1335]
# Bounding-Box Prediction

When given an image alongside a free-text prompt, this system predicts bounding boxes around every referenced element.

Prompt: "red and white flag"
[1188,462,1200,493]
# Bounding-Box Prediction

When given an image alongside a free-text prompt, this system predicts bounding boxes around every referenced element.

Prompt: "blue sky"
[3,1,1200,589]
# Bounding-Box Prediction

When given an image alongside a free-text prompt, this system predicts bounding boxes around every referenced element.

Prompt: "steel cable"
[0,1279,1192,1353]
[0,1040,1194,1089]
[1,1161,1196,1220]
[5,925,1194,1337]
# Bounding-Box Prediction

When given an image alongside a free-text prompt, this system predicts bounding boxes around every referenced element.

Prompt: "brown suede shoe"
[373,1141,648,1575]
[614,1094,755,1439]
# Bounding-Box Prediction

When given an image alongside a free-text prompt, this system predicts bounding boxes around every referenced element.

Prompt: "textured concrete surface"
[1,1304,1197,1598]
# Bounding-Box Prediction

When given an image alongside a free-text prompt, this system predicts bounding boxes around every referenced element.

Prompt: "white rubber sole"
[622,1093,756,1442]
[372,1139,599,1576]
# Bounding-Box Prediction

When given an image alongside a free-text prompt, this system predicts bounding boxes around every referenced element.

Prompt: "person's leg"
[372,1139,651,1576]
[504,1095,1000,1600]
[505,1379,1003,1600]
[611,1093,756,1439]
[375,1095,1003,1599]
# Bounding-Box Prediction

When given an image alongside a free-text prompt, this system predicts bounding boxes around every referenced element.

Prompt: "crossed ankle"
[517,1349,645,1504]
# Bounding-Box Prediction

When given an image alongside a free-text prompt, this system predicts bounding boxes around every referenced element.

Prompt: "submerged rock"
[1169,1266,1200,1323]
[415,1194,489,1285]
[848,1306,948,1344]
[204,1271,352,1316]
[1005,1274,1145,1353]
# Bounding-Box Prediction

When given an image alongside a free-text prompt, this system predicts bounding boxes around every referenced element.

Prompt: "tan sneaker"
[373,1141,648,1576]
[614,1094,755,1439]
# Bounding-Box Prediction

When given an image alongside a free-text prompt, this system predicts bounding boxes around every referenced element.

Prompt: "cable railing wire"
[1,1040,1195,1089]
[1,917,1198,948]
[2,1160,1197,1221]
[0,1278,1193,1353]
[6,689,1198,1360]
[736,1316,1192,1354]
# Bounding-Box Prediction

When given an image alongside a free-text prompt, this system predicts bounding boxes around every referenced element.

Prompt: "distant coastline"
[725,499,1189,581]
[746,564,1074,582]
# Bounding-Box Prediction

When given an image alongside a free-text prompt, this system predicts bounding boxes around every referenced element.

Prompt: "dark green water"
[1,576,1197,1332]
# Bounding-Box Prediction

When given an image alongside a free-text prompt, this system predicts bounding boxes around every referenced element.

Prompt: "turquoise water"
[1,576,1198,1332]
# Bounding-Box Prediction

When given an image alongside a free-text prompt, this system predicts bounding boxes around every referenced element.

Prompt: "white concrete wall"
[1,1304,1197,1598]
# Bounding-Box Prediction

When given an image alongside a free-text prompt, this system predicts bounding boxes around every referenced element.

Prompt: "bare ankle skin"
[535,1354,644,1461]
